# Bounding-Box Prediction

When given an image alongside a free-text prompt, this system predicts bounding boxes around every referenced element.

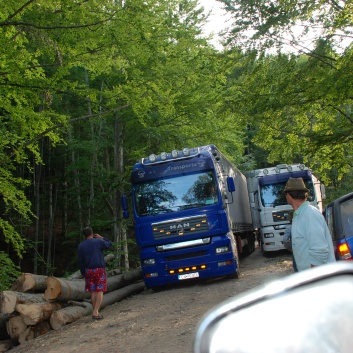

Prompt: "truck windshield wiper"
[180,203,205,210]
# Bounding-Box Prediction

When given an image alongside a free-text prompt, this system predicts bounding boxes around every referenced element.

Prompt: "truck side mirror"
[121,195,129,219]
[321,184,326,199]
[227,176,235,193]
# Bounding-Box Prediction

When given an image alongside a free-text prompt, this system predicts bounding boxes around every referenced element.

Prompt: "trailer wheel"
[236,235,243,255]
[243,234,255,255]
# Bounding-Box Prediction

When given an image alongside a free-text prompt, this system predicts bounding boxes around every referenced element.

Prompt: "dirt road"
[8,246,294,353]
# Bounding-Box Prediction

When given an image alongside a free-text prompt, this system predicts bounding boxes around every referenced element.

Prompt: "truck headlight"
[143,258,156,265]
[216,246,230,254]
[264,233,274,238]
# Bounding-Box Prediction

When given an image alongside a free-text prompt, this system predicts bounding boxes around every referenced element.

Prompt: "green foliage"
[219,0,353,53]
[224,43,353,184]
[0,251,21,291]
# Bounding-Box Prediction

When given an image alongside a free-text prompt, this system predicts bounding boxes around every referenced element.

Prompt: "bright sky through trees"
[198,0,230,49]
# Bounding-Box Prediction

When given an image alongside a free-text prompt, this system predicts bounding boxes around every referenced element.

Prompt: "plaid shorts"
[84,268,107,293]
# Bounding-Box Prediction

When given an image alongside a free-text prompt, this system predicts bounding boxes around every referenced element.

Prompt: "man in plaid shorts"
[78,227,112,319]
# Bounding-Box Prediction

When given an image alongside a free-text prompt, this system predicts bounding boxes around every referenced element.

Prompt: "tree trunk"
[45,268,141,302]
[6,316,27,340]
[11,273,48,293]
[0,313,18,326]
[0,291,45,315]
[100,281,145,309]
[50,301,92,330]
[16,302,64,325]
[67,253,116,280]
[44,277,89,301]
[0,339,13,353]
[18,321,51,344]
[106,268,142,293]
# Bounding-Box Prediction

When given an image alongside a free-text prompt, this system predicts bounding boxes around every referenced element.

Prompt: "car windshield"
[134,171,217,216]
[260,179,314,207]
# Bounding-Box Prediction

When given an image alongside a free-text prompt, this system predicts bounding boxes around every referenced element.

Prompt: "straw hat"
[284,177,309,192]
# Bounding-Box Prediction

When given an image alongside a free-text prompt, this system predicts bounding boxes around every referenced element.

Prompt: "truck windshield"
[134,171,217,216]
[260,179,314,207]
[340,198,353,237]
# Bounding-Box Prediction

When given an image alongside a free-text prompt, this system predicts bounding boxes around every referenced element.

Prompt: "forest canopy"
[1,0,352,284]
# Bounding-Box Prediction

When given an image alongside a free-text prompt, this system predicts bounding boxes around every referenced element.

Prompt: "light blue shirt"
[292,201,335,271]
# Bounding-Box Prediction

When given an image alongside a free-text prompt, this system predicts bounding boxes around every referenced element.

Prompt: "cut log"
[68,253,116,280]
[44,269,142,302]
[0,312,18,326]
[44,277,90,301]
[18,321,51,344]
[0,291,45,315]
[106,268,143,292]
[106,269,122,277]
[16,302,64,325]
[17,326,34,345]
[0,339,13,353]
[50,301,92,330]
[33,320,51,338]
[100,281,145,309]
[6,316,27,340]
[11,273,48,293]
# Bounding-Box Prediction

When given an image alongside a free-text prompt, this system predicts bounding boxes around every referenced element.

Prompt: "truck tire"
[260,241,269,257]
[243,234,255,255]
[236,235,243,255]
[227,265,240,279]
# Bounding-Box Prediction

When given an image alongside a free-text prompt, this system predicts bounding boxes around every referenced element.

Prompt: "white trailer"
[216,148,256,255]
[245,164,325,256]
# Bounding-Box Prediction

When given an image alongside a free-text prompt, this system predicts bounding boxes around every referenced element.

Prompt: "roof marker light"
[160,152,167,160]
[182,148,190,156]
[149,154,156,162]
[171,150,178,158]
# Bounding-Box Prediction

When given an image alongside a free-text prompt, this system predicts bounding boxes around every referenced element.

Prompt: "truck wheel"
[228,267,240,279]
[260,241,269,257]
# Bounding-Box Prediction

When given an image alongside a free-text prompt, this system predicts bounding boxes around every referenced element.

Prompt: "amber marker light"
[338,243,352,260]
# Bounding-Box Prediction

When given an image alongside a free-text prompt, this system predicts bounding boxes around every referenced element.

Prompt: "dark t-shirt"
[78,238,112,276]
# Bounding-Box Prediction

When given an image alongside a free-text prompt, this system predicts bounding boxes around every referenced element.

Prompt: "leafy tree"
[218,0,353,53]
[1,0,246,275]
[0,251,21,290]
[216,0,353,189]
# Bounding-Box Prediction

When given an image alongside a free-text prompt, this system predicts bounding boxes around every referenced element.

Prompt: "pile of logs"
[0,262,144,352]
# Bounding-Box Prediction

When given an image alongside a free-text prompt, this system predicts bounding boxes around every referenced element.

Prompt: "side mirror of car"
[194,262,353,353]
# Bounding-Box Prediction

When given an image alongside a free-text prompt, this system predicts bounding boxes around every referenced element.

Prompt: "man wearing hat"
[284,177,335,271]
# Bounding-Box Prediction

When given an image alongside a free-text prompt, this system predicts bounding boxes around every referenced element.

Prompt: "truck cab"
[246,164,325,255]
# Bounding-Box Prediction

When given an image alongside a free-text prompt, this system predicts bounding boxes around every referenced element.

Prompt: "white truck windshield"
[260,180,314,207]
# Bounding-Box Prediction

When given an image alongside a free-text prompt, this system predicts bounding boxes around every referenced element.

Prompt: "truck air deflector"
[259,170,312,186]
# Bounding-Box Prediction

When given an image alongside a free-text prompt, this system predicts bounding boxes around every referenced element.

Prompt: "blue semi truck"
[122,145,255,289]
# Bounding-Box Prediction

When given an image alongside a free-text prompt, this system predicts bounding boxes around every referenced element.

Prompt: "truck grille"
[272,211,291,222]
[152,214,209,240]
[165,251,206,261]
